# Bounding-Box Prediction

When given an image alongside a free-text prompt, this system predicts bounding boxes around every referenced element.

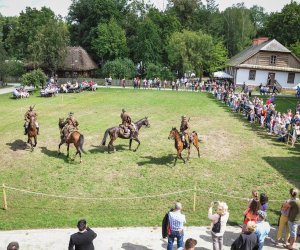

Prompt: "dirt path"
[1,226,299,250]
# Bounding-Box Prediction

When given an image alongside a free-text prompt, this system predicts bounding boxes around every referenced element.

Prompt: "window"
[248,70,256,80]
[287,73,295,84]
[270,55,277,65]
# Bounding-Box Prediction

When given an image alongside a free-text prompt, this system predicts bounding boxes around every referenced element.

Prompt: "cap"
[29,106,33,110]
[181,115,186,119]
[69,112,74,116]
[122,109,126,112]
[258,210,267,219]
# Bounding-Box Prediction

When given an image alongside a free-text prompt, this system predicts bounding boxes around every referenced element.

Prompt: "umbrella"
[213,71,233,79]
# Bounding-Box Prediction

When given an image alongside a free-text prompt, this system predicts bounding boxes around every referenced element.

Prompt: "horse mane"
[135,117,147,124]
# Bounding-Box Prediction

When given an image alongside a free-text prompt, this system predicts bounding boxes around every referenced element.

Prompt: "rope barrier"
[3,185,285,202]
[4,185,194,200]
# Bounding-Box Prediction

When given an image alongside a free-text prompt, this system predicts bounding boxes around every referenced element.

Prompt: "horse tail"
[79,134,85,153]
[101,129,110,146]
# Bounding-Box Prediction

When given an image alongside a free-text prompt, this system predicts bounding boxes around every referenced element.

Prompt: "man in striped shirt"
[167,202,186,250]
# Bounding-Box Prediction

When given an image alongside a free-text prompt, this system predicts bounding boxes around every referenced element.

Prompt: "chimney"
[252,37,269,46]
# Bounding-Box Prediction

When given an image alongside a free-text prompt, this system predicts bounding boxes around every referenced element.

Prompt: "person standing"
[208,201,229,250]
[167,202,186,250]
[68,219,97,250]
[255,210,270,250]
[285,189,300,250]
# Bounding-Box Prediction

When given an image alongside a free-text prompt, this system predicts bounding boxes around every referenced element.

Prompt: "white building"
[226,37,300,89]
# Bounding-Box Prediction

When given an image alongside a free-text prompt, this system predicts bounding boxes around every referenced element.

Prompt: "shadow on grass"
[89,144,128,154]
[40,146,79,164]
[263,156,300,188]
[137,154,174,167]
[6,139,28,151]
[121,243,152,250]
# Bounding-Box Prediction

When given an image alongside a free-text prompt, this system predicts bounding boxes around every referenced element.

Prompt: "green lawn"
[0,89,299,230]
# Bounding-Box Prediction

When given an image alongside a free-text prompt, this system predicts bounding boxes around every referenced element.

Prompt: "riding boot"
[24,128,27,135]
[37,127,39,135]
[130,131,134,140]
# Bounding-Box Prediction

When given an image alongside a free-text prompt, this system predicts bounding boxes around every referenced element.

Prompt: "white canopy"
[213,71,233,79]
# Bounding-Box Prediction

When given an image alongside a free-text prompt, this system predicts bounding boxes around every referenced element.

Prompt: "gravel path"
[1,226,299,250]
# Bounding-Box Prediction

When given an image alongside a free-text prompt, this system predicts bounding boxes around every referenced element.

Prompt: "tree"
[21,69,47,87]
[0,41,8,85]
[264,2,300,46]
[91,18,128,64]
[290,41,300,58]
[222,4,256,56]
[102,58,135,79]
[132,17,162,64]
[27,18,69,74]
[249,5,268,35]
[208,41,228,73]
[5,7,56,59]
[167,30,220,77]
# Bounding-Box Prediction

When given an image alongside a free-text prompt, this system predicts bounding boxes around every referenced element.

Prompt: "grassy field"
[0,89,299,230]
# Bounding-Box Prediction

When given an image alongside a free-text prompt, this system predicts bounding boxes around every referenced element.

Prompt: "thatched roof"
[61,46,98,71]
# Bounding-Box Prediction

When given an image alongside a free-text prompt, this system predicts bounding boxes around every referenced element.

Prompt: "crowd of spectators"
[213,83,300,147]
[12,87,30,99]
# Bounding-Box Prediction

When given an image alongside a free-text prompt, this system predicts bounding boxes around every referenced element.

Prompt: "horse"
[58,118,85,162]
[168,127,200,166]
[101,117,150,153]
[27,116,38,151]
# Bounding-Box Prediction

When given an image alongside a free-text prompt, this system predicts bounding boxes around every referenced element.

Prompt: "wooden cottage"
[226,38,300,88]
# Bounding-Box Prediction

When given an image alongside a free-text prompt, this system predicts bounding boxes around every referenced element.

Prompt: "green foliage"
[92,18,128,64]
[264,2,300,46]
[132,17,162,64]
[249,5,268,35]
[102,58,135,79]
[4,60,25,78]
[145,63,161,79]
[290,41,300,58]
[21,69,47,87]
[167,30,226,77]
[223,3,256,56]
[5,7,56,59]
[28,19,69,73]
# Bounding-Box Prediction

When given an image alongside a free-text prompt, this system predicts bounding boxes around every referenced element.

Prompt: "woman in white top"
[208,201,230,250]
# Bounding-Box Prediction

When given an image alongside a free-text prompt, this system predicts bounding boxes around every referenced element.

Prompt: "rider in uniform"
[62,112,79,141]
[24,106,39,135]
[120,109,135,139]
[180,115,189,147]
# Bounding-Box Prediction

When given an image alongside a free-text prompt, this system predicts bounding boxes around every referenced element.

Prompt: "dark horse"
[27,116,37,151]
[101,117,150,153]
[168,127,200,166]
[58,118,85,162]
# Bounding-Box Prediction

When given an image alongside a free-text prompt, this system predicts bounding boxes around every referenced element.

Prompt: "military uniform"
[180,116,189,146]
[62,113,79,141]
[120,109,135,138]
[24,106,39,134]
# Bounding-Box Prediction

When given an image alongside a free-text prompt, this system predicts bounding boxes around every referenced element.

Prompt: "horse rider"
[180,115,189,147]
[62,112,79,141]
[24,105,39,135]
[120,108,135,139]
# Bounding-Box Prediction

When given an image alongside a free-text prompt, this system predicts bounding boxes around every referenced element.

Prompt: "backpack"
[212,215,221,233]
[162,212,170,238]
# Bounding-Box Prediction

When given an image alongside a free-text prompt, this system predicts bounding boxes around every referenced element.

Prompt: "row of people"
[12,87,29,99]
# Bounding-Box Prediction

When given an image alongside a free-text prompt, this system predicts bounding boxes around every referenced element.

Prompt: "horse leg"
[186,146,191,162]
[58,141,63,155]
[34,136,37,147]
[174,155,178,166]
[133,138,141,152]
[194,142,200,158]
[129,139,133,150]
[67,143,70,158]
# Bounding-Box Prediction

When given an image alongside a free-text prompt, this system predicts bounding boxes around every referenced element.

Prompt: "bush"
[21,69,47,88]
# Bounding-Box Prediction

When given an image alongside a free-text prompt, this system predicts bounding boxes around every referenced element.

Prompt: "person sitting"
[180,115,189,147]
[62,112,79,141]
[24,105,39,135]
[120,109,135,139]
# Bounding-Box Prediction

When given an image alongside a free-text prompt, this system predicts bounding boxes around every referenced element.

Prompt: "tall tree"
[249,5,268,36]
[166,30,226,77]
[132,17,162,64]
[264,2,300,46]
[222,3,256,57]
[5,7,56,59]
[27,19,69,74]
[91,18,128,64]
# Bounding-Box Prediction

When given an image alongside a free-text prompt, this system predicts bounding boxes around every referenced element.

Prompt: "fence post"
[193,185,197,212]
[2,184,7,210]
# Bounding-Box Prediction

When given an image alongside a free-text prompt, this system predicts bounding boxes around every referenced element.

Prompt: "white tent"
[213,71,233,79]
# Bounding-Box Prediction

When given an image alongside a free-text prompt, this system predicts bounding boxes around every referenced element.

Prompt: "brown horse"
[168,127,200,166]
[101,117,150,153]
[58,118,84,162]
[27,116,37,151]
